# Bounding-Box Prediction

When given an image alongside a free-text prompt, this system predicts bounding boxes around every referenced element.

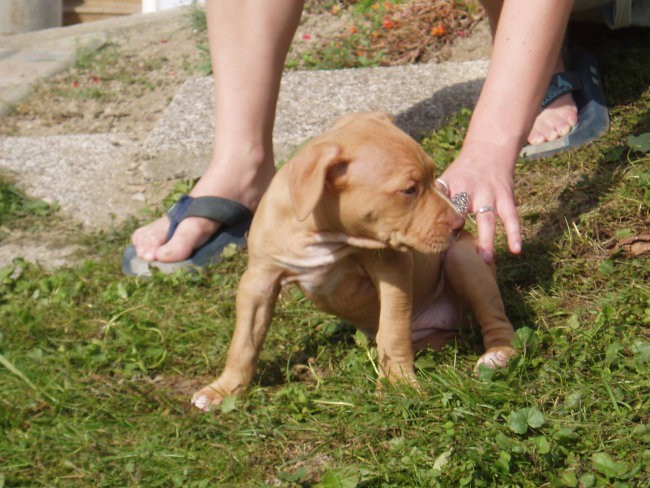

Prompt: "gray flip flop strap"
[542,71,583,109]
[166,195,253,241]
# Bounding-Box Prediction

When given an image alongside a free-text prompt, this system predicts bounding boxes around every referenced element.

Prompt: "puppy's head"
[289,111,465,253]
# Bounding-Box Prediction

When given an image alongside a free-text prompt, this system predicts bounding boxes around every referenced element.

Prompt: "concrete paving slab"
[143,60,488,181]
[0,33,106,116]
[0,133,142,228]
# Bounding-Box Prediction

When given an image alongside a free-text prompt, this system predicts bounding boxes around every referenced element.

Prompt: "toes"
[155,240,197,263]
[528,130,545,146]
[155,218,220,263]
[474,346,515,373]
[131,211,222,264]
[191,393,216,412]
[528,93,578,145]
[529,117,560,144]
[132,217,170,261]
[192,384,226,412]
[554,107,578,136]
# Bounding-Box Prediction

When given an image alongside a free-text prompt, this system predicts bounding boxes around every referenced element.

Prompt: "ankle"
[190,149,275,212]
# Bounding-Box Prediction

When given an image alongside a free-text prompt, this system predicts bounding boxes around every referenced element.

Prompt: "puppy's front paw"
[191,382,227,412]
[474,346,515,373]
[377,362,421,393]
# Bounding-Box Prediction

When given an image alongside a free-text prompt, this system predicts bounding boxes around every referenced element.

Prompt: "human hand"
[437,142,522,263]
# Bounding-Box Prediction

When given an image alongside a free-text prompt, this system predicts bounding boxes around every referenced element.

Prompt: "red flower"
[382,19,394,30]
[302,33,312,40]
[72,81,79,87]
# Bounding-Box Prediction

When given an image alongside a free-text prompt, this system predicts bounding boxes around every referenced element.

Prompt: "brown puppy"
[192,112,515,411]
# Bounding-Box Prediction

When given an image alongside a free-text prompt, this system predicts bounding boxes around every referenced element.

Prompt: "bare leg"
[480,0,578,146]
[132,0,305,263]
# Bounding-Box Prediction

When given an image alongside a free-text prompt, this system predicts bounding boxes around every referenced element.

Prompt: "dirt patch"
[0,13,204,140]
[439,17,491,62]
[0,228,87,269]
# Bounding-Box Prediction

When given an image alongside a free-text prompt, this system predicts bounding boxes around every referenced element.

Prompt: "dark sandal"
[122,195,253,276]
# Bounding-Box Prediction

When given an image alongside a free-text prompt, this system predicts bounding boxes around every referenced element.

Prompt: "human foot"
[131,210,222,263]
[527,54,579,146]
[527,91,578,145]
[131,155,274,264]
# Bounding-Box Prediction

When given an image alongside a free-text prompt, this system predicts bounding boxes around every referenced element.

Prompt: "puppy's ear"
[289,141,344,221]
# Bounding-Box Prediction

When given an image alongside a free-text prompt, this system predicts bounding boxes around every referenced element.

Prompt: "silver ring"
[476,205,497,216]
[436,178,449,196]
[451,192,470,215]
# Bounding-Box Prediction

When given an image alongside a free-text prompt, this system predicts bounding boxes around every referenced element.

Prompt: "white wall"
[142,0,205,14]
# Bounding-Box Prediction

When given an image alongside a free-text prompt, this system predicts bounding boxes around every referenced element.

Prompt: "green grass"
[1,14,649,488]
[0,175,56,230]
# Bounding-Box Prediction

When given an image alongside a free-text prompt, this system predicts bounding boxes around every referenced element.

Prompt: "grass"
[1,6,649,488]
[0,176,55,228]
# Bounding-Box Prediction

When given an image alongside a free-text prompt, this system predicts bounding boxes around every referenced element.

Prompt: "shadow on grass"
[256,320,357,388]
[496,150,628,326]
[394,79,484,140]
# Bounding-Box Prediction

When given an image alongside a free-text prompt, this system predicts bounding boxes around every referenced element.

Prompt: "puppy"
[192,112,515,411]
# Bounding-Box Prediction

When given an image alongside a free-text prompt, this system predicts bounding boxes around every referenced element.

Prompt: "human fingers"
[435,178,450,196]
[475,205,497,264]
[498,199,522,255]
[474,196,522,263]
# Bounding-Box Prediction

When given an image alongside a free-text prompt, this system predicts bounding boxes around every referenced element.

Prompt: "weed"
[186,5,207,33]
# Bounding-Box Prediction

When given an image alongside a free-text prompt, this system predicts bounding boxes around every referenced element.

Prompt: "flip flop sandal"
[520,47,609,159]
[122,195,253,276]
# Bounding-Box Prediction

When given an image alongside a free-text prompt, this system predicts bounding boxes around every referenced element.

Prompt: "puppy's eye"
[401,185,418,196]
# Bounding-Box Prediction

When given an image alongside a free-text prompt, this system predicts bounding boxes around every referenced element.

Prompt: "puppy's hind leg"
[192,267,281,411]
[443,231,516,371]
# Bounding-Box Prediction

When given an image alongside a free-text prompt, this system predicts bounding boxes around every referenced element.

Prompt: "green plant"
[421,108,472,171]
[0,175,55,228]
